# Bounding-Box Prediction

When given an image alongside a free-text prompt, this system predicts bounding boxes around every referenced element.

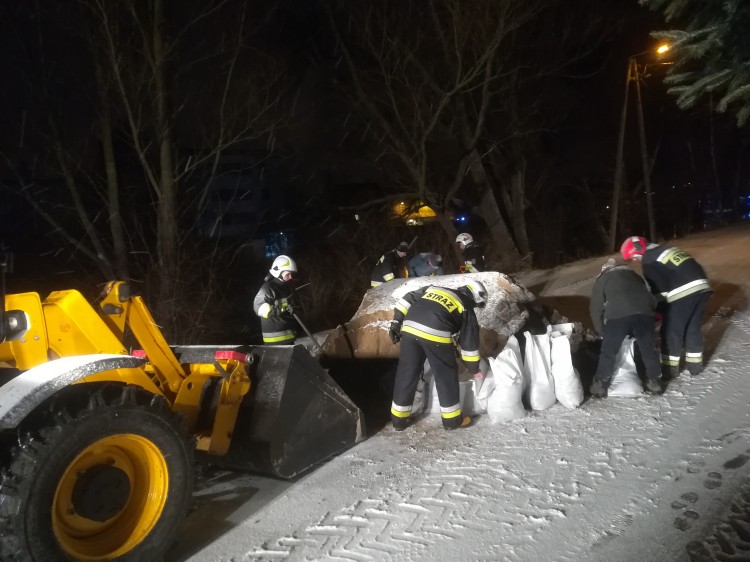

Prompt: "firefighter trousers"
[391,334,463,429]
[660,292,711,372]
[594,314,661,385]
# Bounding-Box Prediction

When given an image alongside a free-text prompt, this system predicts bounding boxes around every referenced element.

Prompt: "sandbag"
[549,330,584,409]
[608,336,643,397]
[420,359,488,416]
[486,335,526,422]
[524,331,556,410]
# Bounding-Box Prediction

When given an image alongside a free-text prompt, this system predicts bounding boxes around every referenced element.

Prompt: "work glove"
[473,371,485,393]
[389,321,402,344]
[284,303,295,317]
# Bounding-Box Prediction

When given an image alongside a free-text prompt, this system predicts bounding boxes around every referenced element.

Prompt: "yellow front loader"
[0,262,363,562]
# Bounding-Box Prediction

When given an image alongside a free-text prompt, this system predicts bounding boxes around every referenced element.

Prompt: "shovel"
[292,311,325,355]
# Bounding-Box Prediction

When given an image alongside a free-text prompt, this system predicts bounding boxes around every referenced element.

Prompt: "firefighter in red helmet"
[620,236,712,378]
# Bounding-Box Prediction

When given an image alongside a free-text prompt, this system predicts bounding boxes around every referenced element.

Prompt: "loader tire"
[0,384,194,562]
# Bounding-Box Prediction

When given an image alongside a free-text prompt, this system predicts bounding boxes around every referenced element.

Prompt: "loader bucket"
[187,344,364,479]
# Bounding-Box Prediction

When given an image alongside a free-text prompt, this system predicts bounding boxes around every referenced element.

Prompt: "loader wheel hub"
[53,433,169,561]
[71,465,131,522]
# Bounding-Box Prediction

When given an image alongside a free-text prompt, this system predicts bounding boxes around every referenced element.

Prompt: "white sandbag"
[608,336,643,397]
[549,331,584,408]
[486,335,526,422]
[420,360,486,415]
[524,331,556,410]
[461,358,490,415]
[547,322,575,337]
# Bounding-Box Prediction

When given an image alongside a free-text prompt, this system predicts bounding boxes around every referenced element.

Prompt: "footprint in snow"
[703,472,723,490]
[672,492,701,531]
[722,453,749,470]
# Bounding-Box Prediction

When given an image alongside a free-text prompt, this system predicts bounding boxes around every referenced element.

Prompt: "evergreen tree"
[641,0,750,125]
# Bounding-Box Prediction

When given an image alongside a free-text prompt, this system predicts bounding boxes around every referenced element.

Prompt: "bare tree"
[325,0,616,270]
[3,1,291,337]
[325,0,542,270]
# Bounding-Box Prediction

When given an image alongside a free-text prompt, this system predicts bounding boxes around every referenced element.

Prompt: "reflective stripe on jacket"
[371,249,403,286]
[393,285,481,373]
[642,245,712,303]
[253,275,296,343]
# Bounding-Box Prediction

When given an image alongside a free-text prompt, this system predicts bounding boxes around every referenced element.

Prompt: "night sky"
[0,0,747,337]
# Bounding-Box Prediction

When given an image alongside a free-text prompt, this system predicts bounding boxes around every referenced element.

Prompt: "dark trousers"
[392,335,462,427]
[595,314,661,385]
[660,292,710,368]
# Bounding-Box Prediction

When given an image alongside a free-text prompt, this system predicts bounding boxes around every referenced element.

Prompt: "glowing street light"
[607,43,671,252]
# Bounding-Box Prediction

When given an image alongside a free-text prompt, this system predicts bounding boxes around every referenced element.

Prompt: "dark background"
[0,1,747,341]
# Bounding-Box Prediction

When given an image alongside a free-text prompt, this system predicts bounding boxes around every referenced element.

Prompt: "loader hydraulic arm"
[98,281,187,394]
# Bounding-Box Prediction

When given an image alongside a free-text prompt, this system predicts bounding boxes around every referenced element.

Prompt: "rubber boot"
[392,416,411,432]
[661,365,679,380]
[443,415,472,430]
[646,378,663,395]
[589,380,607,398]
[687,363,704,377]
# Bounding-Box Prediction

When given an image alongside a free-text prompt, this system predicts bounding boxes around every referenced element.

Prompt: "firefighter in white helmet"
[455,233,485,273]
[388,280,487,431]
[253,255,299,345]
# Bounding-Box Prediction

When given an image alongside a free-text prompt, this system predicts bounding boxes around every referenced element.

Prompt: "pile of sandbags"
[417,323,586,423]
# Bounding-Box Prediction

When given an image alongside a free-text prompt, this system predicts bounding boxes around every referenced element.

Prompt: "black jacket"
[253,275,296,344]
[589,265,655,334]
[392,285,481,374]
[462,242,485,273]
[371,249,405,286]
[641,244,711,303]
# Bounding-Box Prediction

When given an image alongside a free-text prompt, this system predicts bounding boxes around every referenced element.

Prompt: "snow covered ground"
[169,224,750,562]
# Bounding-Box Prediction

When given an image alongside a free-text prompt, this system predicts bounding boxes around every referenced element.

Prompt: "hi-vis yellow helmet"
[270,255,298,279]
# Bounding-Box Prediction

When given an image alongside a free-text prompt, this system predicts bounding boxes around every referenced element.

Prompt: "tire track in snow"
[238,311,750,562]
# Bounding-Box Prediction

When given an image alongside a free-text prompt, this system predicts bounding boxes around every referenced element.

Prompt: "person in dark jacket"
[388,281,487,431]
[371,242,409,287]
[407,253,443,278]
[253,255,298,345]
[589,259,662,397]
[621,236,713,378]
[455,233,485,273]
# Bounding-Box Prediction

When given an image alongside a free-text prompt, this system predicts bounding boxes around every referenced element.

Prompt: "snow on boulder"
[321,272,566,363]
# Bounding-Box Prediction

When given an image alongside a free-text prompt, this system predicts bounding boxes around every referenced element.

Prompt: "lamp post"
[607,44,670,252]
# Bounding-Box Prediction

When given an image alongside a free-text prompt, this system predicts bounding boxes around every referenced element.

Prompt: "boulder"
[321,272,559,363]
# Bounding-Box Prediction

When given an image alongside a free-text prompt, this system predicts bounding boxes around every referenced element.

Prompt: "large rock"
[322,272,553,360]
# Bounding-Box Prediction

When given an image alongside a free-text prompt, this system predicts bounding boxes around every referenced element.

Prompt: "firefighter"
[455,233,485,273]
[253,255,298,345]
[388,281,487,431]
[407,252,443,278]
[620,236,712,378]
[371,241,409,287]
[589,258,662,397]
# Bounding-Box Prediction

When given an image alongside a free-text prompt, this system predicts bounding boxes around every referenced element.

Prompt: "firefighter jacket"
[462,242,485,273]
[641,244,712,304]
[392,285,481,374]
[371,249,405,287]
[253,275,296,344]
[589,265,655,334]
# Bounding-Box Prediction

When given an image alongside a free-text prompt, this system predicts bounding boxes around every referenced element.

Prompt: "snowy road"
[170,224,750,562]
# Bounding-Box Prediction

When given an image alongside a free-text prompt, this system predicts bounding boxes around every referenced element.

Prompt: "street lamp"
[607,44,670,252]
